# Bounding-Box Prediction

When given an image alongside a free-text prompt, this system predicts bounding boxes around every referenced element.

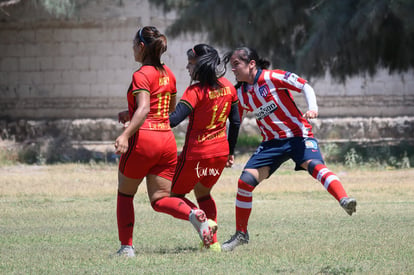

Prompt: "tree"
[0,0,75,17]
[2,0,413,81]
[149,0,414,82]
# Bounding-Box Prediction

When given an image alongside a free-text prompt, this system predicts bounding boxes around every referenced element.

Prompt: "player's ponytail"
[136,26,167,73]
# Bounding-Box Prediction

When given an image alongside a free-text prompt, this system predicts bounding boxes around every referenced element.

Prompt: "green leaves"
[149,0,414,81]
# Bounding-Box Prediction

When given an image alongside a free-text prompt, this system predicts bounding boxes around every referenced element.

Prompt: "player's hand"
[114,135,129,154]
[303,110,318,119]
[226,155,235,168]
[118,110,130,124]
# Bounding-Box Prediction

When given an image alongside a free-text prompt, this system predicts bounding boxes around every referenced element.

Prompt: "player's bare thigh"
[146,174,171,203]
[244,166,270,183]
[118,170,143,195]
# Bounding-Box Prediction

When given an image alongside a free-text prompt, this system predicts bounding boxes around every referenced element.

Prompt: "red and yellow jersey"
[180,77,238,160]
[127,64,176,131]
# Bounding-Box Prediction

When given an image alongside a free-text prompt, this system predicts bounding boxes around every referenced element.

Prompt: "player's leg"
[146,130,193,221]
[194,185,220,251]
[193,156,228,250]
[148,174,213,247]
[170,157,199,209]
[297,138,357,216]
[302,159,357,215]
[147,174,192,220]
[116,130,159,256]
[222,166,269,252]
[116,171,143,257]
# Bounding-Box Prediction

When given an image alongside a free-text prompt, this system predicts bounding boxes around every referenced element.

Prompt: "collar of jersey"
[242,69,262,92]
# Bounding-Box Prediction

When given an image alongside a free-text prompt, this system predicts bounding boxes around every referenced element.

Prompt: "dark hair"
[224,47,270,70]
[187,44,225,89]
[223,47,270,88]
[135,26,167,73]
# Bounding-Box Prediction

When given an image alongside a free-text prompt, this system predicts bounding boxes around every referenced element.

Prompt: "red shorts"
[119,130,177,180]
[171,155,228,195]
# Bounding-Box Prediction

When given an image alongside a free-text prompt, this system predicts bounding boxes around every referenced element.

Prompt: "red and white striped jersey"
[238,69,314,141]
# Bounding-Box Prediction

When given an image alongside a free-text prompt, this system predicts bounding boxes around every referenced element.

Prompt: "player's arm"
[301,83,318,119]
[169,93,177,113]
[228,101,241,155]
[169,101,192,128]
[115,91,150,154]
[226,101,241,167]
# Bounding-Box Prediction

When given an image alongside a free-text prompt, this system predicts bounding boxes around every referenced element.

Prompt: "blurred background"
[0,0,413,166]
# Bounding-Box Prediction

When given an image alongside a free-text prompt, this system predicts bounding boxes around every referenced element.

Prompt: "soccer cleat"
[200,241,222,252]
[208,219,218,235]
[208,241,222,252]
[340,197,357,216]
[116,245,135,257]
[189,209,213,248]
[221,230,249,252]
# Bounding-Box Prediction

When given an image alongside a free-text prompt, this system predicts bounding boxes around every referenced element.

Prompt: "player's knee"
[239,170,259,187]
[151,198,163,212]
[307,159,325,175]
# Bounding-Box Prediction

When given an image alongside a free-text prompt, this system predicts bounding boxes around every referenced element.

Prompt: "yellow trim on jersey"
[180,100,194,111]
[132,89,150,96]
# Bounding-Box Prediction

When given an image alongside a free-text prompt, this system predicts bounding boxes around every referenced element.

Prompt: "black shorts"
[244,137,324,177]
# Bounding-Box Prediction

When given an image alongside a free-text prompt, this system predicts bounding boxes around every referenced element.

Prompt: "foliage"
[234,134,261,149]
[34,0,75,17]
[149,0,414,82]
[3,0,413,80]
[0,0,75,17]
[2,135,413,169]
[11,137,117,165]
[0,145,18,165]
[320,141,414,169]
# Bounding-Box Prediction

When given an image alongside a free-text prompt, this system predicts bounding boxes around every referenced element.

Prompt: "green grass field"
[0,159,413,274]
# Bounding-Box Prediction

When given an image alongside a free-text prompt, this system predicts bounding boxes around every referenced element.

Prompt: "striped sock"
[309,163,348,201]
[235,179,255,233]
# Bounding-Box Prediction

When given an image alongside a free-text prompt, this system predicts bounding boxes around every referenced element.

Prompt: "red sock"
[151,197,192,221]
[117,191,134,246]
[181,197,198,209]
[310,163,348,201]
[235,179,255,233]
[197,195,218,243]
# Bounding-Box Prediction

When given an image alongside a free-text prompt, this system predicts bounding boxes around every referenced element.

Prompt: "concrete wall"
[0,0,413,121]
[0,0,201,119]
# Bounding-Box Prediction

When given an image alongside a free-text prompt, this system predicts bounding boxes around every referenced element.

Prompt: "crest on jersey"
[283,72,292,80]
[258,85,269,97]
[305,139,318,150]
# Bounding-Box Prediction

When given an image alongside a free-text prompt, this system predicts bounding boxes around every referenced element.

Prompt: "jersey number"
[155,92,171,118]
[206,102,229,129]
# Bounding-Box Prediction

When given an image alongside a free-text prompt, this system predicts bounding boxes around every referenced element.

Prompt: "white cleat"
[189,209,213,248]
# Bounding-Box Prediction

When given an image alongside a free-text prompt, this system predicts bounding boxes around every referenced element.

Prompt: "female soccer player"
[221,47,357,252]
[114,27,212,257]
[169,44,240,252]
